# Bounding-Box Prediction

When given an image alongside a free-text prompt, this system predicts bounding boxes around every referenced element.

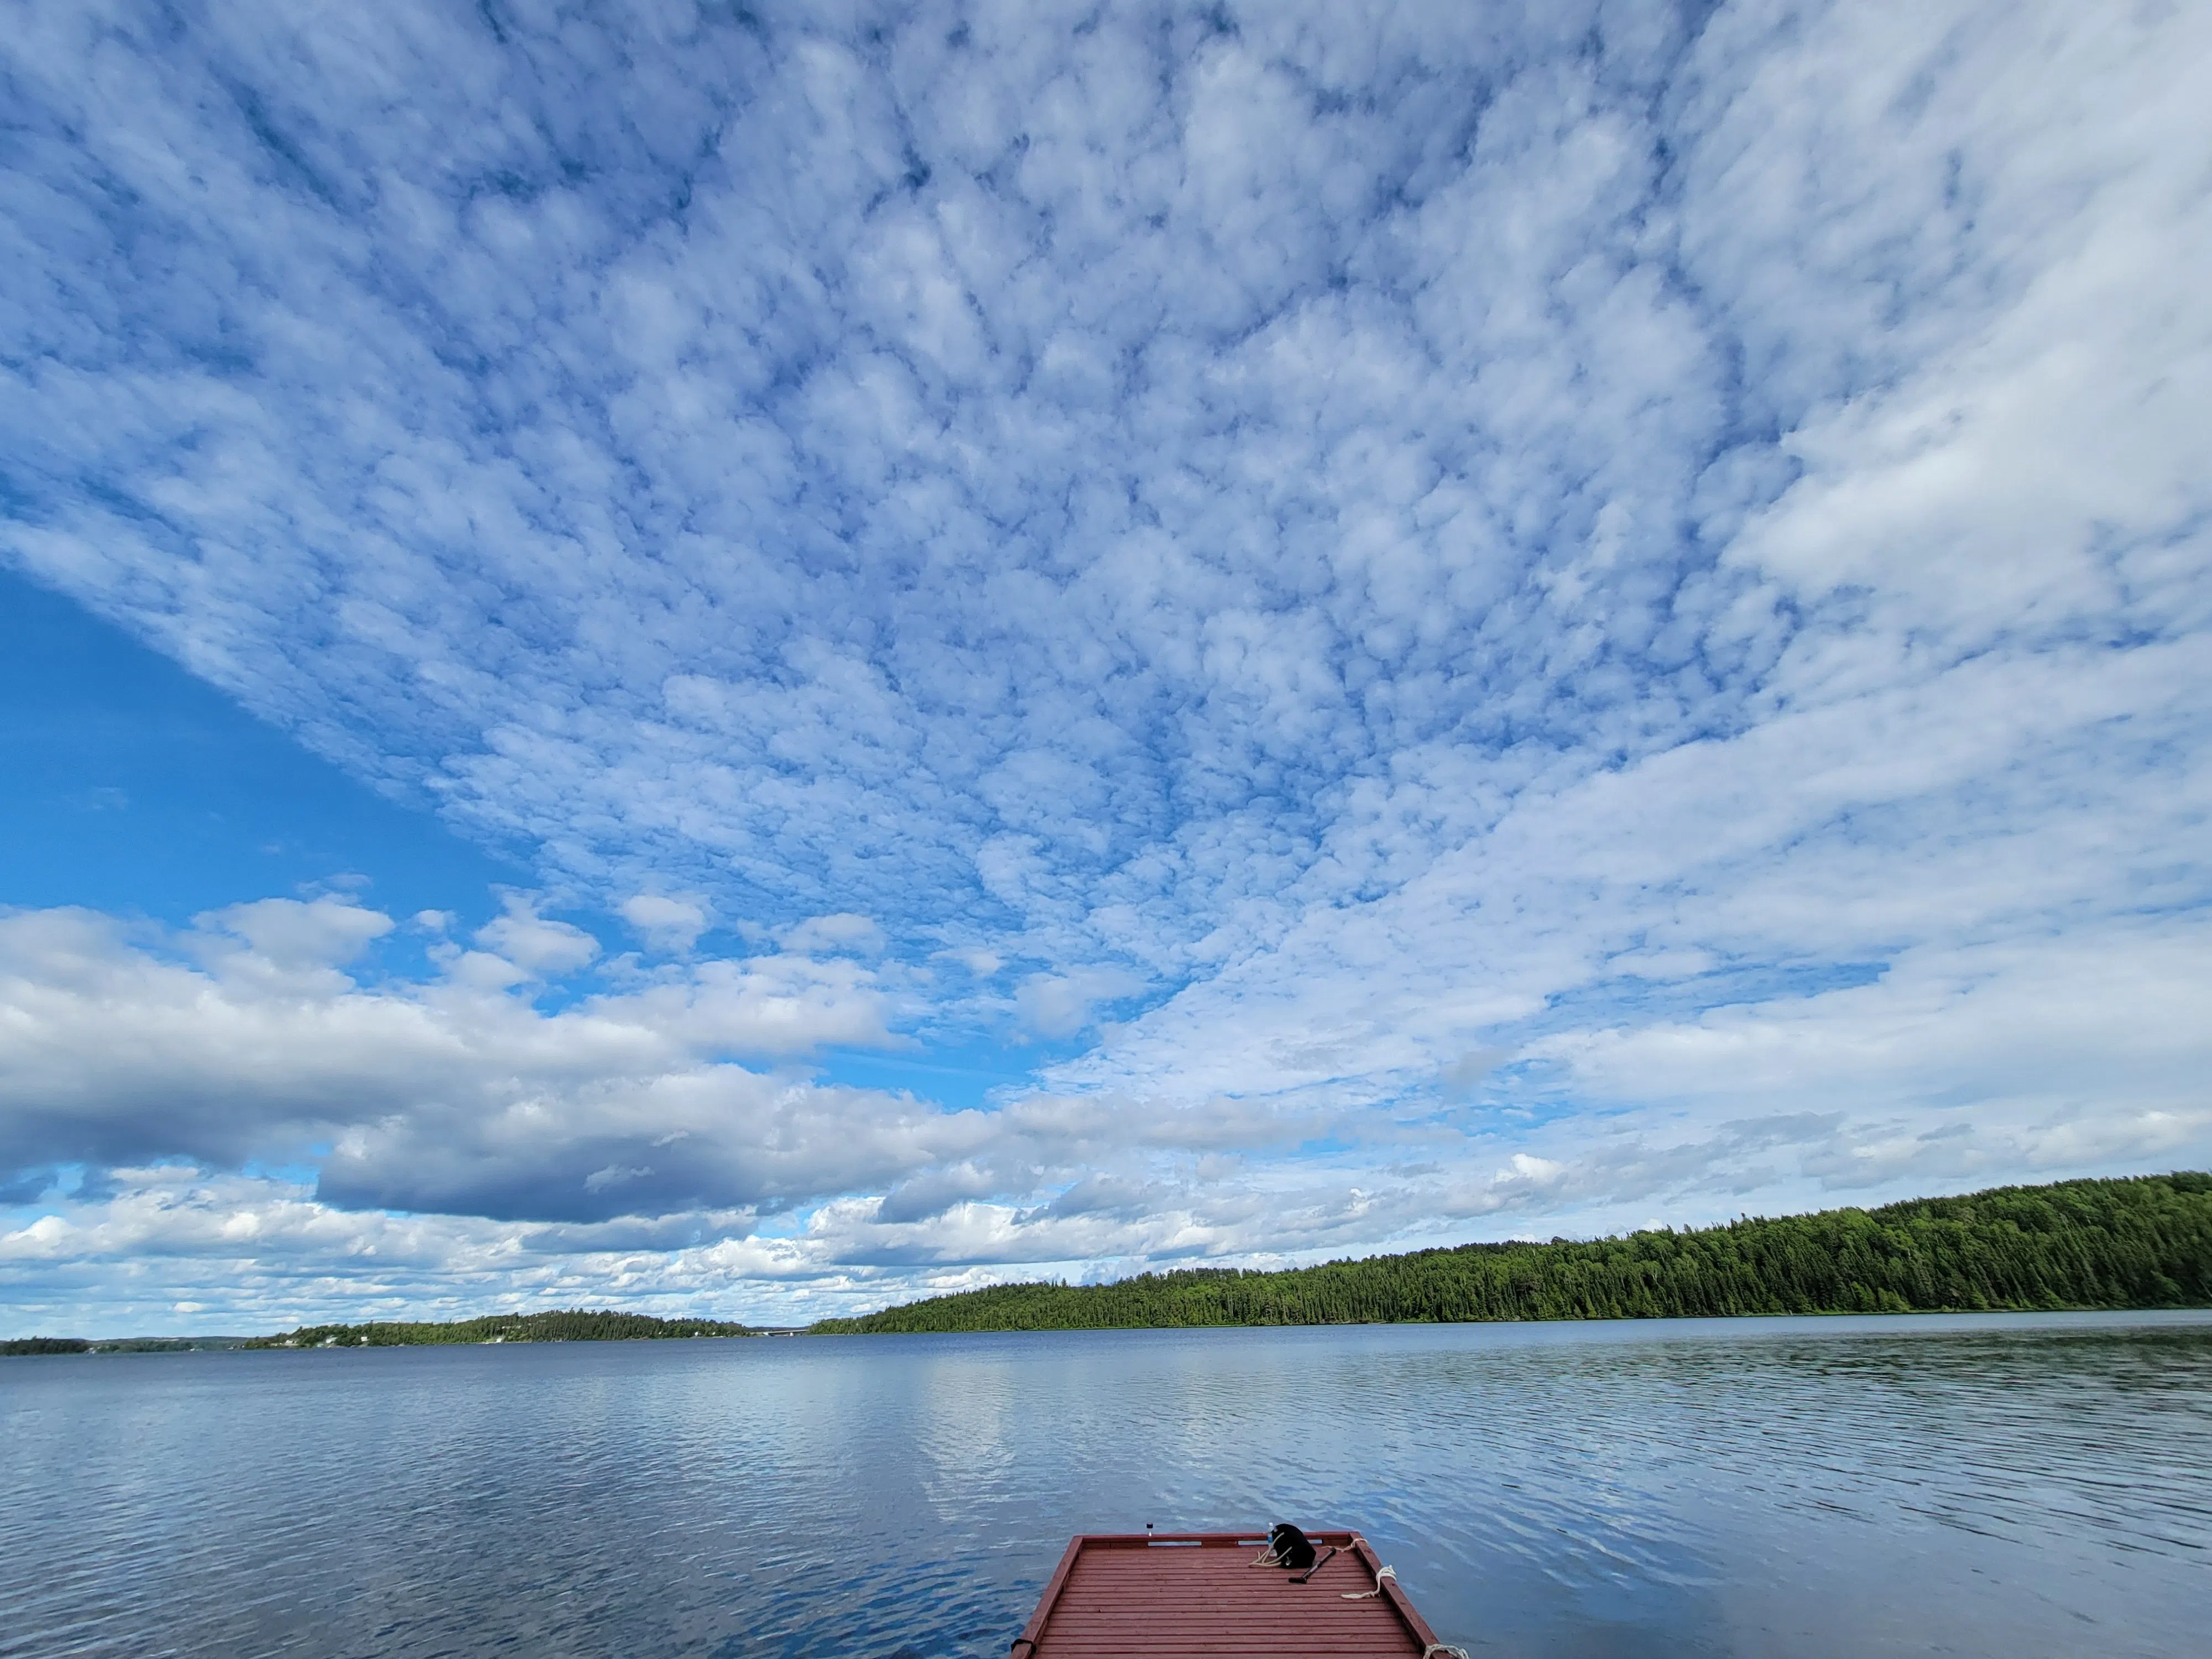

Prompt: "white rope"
[1347,1572,1467,1658]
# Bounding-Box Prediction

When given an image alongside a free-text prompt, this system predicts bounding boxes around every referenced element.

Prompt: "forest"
[3,1335,251,1356]
[243,1309,755,1348]
[808,1173,2212,1333]
[12,1177,2206,1353]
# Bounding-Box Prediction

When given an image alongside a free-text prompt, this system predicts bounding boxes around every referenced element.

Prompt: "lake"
[3,1312,2206,1657]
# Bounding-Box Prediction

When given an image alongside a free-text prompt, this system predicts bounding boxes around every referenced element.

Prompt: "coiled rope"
[1342,1563,1396,1599]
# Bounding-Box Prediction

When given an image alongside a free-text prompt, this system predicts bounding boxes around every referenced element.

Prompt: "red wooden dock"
[1009,1530,1455,1658]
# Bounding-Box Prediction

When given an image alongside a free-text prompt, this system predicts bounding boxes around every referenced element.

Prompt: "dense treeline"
[3,1335,249,1356]
[4,1336,257,1354]
[811,1173,2212,1333]
[244,1309,754,1348]
[89,1337,249,1353]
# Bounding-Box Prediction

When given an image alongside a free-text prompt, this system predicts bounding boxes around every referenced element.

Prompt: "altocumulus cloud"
[2,0,2210,1326]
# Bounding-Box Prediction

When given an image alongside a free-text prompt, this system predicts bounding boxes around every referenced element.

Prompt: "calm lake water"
[3,1312,2207,1658]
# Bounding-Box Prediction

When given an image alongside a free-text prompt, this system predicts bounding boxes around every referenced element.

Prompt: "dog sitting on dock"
[1254,1521,1340,1584]
[1261,1523,1318,1570]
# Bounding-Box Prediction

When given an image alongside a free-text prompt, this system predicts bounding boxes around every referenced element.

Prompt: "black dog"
[1266,1522,1317,1570]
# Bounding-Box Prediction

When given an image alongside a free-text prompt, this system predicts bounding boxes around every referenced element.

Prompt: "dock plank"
[1011,1531,1447,1659]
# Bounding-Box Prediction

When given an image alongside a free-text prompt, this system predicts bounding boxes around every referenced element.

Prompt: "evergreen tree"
[809,1173,2212,1334]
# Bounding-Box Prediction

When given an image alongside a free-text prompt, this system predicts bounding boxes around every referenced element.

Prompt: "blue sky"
[3,0,2209,1332]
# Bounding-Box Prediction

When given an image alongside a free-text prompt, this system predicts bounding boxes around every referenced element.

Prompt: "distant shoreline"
[810,1172,2212,1335]
[0,1335,257,1355]
[5,1310,754,1356]
[12,1303,2209,1358]
[11,1173,2208,1353]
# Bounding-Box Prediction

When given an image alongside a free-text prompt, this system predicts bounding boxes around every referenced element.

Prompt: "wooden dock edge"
[1009,1534,1085,1657]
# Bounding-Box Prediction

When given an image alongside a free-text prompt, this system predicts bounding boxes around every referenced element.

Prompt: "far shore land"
[9,1172,2208,1354]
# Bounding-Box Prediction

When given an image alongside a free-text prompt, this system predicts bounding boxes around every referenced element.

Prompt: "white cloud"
[194,896,394,972]
[1532,926,2212,1145]
[0,1,2208,1321]
[778,913,885,957]
[1014,966,1146,1040]
[619,892,710,954]
[0,901,932,1221]
[474,894,599,978]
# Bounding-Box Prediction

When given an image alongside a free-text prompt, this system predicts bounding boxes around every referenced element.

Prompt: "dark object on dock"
[1009,1528,1462,1658]
[1262,1521,1319,1569]
[1259,1523,1340,1584]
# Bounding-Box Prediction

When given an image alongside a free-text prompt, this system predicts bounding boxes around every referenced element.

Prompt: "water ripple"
[3,1312,2206,1658]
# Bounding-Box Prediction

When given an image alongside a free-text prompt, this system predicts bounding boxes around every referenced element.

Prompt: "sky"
[2,0,2208,1334]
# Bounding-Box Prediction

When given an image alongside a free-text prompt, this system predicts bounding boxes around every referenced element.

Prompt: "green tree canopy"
[811,1173,2212,1334]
